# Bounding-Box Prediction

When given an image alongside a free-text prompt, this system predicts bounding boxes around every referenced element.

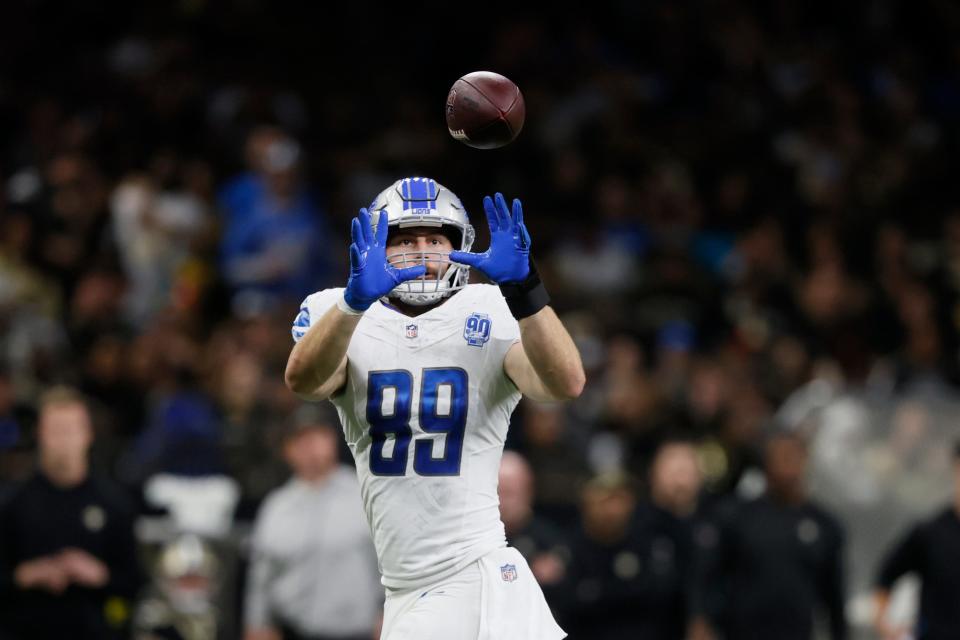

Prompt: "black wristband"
[499,259,550,319]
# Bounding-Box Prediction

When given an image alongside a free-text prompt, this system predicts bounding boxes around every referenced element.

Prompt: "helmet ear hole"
[440,225,462,249]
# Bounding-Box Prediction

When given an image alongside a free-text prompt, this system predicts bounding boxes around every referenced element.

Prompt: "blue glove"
[449,193,531,284]
[343,208,426,311]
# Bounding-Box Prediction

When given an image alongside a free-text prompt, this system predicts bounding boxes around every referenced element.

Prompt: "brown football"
[445,71,525,149]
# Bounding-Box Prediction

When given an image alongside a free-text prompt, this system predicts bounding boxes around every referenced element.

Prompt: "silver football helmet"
[369,177,475,305]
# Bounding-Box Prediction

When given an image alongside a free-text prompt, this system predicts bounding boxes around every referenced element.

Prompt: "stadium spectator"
[218,349,290,513]
[691,431,847,640]
[109,150,213,325]
[872,440,960,640]
[631,438,706,640]
[556,471,683,640]
[498,450,568,589]
[131,533,222,640]
[0,387,141,639]
[0,211,64,392]
[517,400,591,526]
[0,366,34,494]
[643,439,705,639]
[244,405,380,640]
[219,127,332,315]
[124,369,225,481]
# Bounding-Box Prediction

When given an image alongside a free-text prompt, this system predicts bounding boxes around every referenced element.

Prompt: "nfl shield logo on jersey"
[500,563,517,582]
[463,313,491,347]
[405,323,418,339]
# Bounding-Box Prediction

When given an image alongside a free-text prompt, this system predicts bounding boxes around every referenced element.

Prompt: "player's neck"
[387,296,450,318]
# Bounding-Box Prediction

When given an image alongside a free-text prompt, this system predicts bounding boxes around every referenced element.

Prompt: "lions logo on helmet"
[369,177,476,306]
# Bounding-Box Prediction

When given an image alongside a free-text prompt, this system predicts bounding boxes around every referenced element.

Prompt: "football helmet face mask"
[369,177,475,306]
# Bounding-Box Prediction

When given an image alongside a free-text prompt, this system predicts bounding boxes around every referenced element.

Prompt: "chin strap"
[391,293,446,306]
[388,285,451,306]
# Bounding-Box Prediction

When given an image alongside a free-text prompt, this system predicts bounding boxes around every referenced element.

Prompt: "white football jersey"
[292,284,521,589]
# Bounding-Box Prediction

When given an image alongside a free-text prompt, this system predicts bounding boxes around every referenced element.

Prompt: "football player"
[285,177,584,639]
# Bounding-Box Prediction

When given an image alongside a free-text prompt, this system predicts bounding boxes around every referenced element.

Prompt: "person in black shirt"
[554,471,645,640]
[691,431,847,640]
[498,450,568,590]
[643,439,705,640]
[0,387,141,640]
[872,441,960,640]
[555,456,702,640]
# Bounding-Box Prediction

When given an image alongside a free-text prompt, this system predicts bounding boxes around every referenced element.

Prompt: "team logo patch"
[405,323,418,339]
[292,304,310,342]
[400,177,438,215]
[82,505,106,532]
[500,563,517,582]
[463,313,491,347]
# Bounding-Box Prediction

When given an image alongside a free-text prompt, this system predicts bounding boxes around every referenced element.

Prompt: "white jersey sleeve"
[291,288,346,343]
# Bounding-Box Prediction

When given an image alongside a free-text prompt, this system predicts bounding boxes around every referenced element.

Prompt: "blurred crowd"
[1,1,960,639]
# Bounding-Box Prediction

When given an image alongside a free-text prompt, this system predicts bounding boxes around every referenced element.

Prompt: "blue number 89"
[366,368,468,476]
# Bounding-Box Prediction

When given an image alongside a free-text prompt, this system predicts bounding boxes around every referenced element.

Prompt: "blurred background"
[1,1,959,639]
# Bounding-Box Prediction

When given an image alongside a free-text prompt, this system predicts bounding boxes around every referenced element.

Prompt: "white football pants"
[380,546,566,640]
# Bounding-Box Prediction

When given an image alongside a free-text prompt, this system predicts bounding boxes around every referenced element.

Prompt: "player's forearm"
[285,305,361,399]
[518,306,585,400]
